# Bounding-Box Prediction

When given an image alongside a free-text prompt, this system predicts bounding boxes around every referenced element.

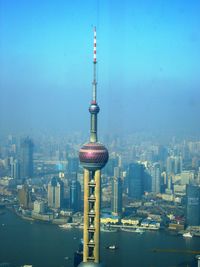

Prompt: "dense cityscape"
[1,131,200,266]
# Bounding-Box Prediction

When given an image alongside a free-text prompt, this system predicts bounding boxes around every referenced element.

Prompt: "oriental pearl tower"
[78,28,109,267]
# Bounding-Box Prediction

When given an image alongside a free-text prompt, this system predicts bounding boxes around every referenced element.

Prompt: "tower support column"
[83,169,90,262]
[94,170,101,262]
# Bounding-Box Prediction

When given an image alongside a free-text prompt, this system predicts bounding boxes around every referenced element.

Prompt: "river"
[0,209,200,267]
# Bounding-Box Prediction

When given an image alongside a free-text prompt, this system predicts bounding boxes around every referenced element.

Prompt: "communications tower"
[78,28,109,267]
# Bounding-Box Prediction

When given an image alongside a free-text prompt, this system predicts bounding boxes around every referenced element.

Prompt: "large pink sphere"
[79,142,109,170]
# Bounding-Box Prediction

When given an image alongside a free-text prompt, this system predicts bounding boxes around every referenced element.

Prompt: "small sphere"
[89,103,100,114]
[79,142,109,171]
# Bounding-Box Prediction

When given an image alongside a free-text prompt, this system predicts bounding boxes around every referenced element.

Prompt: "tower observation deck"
[78,28,109,267]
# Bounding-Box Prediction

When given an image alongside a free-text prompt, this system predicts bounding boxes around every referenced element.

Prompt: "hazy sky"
[0,0,200,137]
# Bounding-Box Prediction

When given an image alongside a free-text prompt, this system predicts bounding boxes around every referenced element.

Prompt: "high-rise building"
[18,184,32,209]
[11,159,20,179]
[165,175,173,194]
[166,156,182,175]
[78,28,109,266]
[70,174,81,212]
[104,157,118,176]
[67,157,79,174]
[20,137,34,179]
[128,163,145,199]
[33,200,45,214]
[186,184,200,226]
[150,162,161,194]
[48,177,64,209]
[111,167,122,216]
[181,170,195,185]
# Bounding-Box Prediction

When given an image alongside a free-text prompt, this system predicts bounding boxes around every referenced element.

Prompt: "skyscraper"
[11,159,20,179]
[18,183,32,209]
[150,162,161,194]
[48,177,64,209]
[70,174,81,212]
[20,137,34,179]
[128,163,145,199]
[68,157,79,174]
[111,167,122,216]
[78,28,109,266]
[186,184,200,226]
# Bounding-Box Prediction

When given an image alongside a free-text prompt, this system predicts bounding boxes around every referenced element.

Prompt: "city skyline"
[1,115,200,266]
[1,1,200,136]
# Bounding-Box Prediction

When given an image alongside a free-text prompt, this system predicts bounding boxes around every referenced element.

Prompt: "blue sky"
[0,0,200,136]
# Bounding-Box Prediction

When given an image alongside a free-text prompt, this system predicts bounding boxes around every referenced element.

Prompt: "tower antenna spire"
[89,27,100,143]
[92,26,97,103]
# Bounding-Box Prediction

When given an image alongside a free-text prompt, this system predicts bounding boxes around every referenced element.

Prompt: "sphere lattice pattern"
[79,142,108,170]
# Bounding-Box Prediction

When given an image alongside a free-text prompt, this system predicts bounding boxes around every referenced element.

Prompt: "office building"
[111,167,122,216]
[186,184,200,226]
[48,177,64,209]
[11,159,20,179]
[67,157,79,174]
[18,183,32,209]
[20,137,34,179]
[181,171,195,185]
[33,200,45,214]
[128,163,145,199]
[166,156,182,175]
[70,174,81,212]
[150,162,161,194]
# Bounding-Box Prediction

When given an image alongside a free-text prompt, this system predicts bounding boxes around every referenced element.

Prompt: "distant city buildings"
[11,159,20,179]
[150,162,161,194]
[70,173,81,212]
[166,156,182,175]
[111,167,122,216]
[128,163,145,199]
[67,157,79,174]
[33,200,45,214]
[18,183,33,209]
[186,184,200,226]
[181,170,194,185]
[20,137,34,179]
[48,177,64,209]
[2,131,200,237]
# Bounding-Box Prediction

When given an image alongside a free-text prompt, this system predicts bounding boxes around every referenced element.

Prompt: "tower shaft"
[83,169,101,262]
[90,113,98,143]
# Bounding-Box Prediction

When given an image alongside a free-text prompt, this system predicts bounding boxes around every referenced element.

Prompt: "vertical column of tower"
[94,170,101,262]
[83,169,89,262]
[83,168,100,262]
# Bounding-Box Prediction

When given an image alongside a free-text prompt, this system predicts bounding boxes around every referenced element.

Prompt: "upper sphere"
[79,142,109,171]
[89,102,100,114]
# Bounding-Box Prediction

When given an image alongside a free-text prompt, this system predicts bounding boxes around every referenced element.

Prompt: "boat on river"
[183,232,193,238]
[59,224,72,229]
[106,245,118,250]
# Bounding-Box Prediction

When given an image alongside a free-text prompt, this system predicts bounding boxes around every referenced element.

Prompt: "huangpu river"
[0,209,200,267]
